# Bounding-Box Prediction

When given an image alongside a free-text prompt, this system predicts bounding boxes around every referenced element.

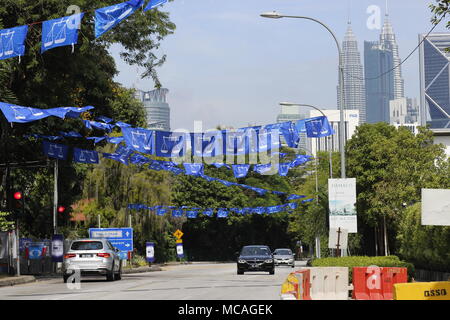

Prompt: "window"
[71,241,103,250]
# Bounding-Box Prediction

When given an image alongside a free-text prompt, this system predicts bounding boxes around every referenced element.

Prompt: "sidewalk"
[0,265,163,287]
[0,275,36,287]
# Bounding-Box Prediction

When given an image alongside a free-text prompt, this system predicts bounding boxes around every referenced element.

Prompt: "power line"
[344,15,445,81]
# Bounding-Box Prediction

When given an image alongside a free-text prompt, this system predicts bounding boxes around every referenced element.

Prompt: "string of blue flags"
[127,199,314,219]
[0,0,168,62]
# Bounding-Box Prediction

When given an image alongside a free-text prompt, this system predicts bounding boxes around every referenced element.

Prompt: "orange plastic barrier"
[294,269,312,300]
[352,267,408,300]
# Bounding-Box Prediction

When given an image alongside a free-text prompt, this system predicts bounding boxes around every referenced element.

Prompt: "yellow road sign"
[176,239,183,244]
[173,229,184,239]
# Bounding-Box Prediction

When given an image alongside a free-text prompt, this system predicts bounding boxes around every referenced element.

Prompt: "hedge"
[310,255,415,282]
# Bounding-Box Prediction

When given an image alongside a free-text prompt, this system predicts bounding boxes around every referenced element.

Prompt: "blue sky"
[111,0,448,131]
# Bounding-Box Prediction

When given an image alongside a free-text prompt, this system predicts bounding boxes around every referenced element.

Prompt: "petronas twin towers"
[338,13,405,124]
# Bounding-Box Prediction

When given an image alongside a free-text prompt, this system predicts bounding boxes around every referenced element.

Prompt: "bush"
[311,255,415,282]
[130,254,148,268]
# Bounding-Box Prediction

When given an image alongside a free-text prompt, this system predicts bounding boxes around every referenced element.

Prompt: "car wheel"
[269,269,275,275]
[63,274,69,283]
[115,264,122,280]
[106,264,115,281]
[237,270,244,275]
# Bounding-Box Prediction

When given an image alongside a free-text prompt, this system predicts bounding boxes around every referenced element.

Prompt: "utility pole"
[53,160,58,235]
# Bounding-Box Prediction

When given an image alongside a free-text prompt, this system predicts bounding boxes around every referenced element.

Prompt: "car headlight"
[238,259,247,264]
[264,259,273,263]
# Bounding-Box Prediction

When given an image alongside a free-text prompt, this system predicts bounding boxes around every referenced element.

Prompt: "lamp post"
[262,11,346,178]
[280,102,334,178]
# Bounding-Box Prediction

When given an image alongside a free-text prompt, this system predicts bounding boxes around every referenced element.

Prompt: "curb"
[122,266,162,274]
[0,275,36,287]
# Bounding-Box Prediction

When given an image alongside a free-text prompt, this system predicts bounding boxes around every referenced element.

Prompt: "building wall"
[135,88,171,131]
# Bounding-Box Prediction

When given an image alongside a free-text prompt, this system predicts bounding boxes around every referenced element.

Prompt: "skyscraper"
[134,88,171,131]
[419,33,450,129]
[364,13,404,124]
[338,22,366,124]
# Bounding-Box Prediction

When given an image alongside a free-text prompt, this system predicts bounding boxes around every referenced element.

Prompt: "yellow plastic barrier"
[280,273,300,299]
[393,281,450,300]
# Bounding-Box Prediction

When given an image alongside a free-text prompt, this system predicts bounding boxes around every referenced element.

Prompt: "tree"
[346,123,449,256]
[0,0,175,238]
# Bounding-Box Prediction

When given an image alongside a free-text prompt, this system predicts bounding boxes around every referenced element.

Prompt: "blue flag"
[287,194,306,201]
[84,120,114,132]
[156,208,168,216]
[202,208,214,217]
[253,163,273,175]
[172,209,183,217]
[0,25,28,61]
[73,148,99,164]
[302,198,315,203]
[217,209,229,218]
[251,207,266,215]
[287,202,298,210]
[43,141,69,160]
[183,163,204,176]
[87,136,107,144]
[107,137,125,144]
[95,1,141,38]
[155,131,186,157]
[41,13,84,53]
[305,116,334,138]
[232,164,250,179]
[144,0,168,11]
[122,127,154,154]
[186,209,199,219]
[278,163,290,177]
[96,116,114,123]
[0,102,52,123]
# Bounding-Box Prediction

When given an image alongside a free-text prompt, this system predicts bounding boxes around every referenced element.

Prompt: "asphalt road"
[0,261,306,300]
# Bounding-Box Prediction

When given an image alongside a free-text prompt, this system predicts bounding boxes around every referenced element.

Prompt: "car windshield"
[241,247,271,256]
[71,241,103,250]
[274,250,292,255]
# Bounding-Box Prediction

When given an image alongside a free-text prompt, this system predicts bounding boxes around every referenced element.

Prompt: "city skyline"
[111,0,448,131]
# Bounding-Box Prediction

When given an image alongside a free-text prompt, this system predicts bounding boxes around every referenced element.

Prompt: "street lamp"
[262,11,346,178]
[279,102,333,178]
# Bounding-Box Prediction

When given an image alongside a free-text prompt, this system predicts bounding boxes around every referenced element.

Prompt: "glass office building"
[134,88,171,131]
[419,33,450,129]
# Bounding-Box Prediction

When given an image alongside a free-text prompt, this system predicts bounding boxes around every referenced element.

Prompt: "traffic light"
[12,191,24,210]
[57,205,66,214]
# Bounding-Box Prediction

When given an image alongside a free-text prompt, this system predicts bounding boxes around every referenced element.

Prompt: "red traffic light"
[13,192,22,200]
[57,206,66,213]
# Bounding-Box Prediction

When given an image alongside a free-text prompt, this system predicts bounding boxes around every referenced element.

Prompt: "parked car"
[62,239,122,283]
[273,248,295,268]
[236,245,275,275]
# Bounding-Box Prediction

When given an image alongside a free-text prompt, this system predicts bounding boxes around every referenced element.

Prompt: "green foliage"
[430,0,450,30]
[397,203,450,272]
[0,211,14,231]
[311,255,415,282]
[346,123,449,256]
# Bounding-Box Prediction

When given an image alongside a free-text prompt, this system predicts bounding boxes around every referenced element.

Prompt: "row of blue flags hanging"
[1,101,334,159]
[0,0,167,61]
[127,200,314,218]
[40,140,313,197]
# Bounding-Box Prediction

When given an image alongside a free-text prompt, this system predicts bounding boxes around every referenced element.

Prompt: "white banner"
[328,178,357,233]
[421,189,450,226]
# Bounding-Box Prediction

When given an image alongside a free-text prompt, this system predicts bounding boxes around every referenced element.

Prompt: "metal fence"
[0,231,71,275]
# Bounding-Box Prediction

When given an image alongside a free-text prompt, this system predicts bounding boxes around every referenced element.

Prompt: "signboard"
[89,228,133,260]
[28,242,45,260]
[146,242,155,263]
[173,229,184,239]
[328,178,357,233]
[421,189,450,226]
[176,243,184,258]
[19,238,32,253]
[51,234,64,262]
[328,228,348,250]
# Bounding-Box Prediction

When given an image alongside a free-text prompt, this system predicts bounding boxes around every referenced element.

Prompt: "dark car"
[236,245,275,275]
